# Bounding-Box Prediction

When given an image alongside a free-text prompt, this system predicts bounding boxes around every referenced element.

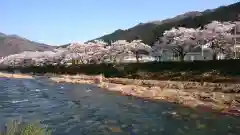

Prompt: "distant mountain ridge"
[91,2,240,45]
[0,33,54,57]
[149,11,203,25]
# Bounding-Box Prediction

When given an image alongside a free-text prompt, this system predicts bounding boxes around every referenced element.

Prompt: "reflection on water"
[0,77,239,135]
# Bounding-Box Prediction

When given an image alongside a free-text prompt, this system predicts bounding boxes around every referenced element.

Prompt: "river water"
[0,77,239,135]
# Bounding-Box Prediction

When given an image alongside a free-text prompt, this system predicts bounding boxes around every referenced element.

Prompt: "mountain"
[55,43,71,49]
[0,32,6,36]
[92,2,240,45]
[0,33,55,57]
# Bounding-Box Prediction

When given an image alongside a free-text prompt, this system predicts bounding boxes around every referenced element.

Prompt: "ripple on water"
[10,99,29,104]
[30,88,41,92]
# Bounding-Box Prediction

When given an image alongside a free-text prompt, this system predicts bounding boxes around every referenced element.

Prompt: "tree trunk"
[113,56,117,64]
[136,53,140,63]
[72,59,75,65]
[212,52,217,60]
[79,57,84,64]
[179,53,185,62]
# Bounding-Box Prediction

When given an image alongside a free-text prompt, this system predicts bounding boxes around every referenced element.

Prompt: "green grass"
[0,120,51,135]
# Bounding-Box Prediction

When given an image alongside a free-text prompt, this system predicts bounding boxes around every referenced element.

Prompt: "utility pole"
[234,24,237,59]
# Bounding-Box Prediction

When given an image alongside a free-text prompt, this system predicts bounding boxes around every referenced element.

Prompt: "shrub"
[0,120,51,135]
[2,59,240,82]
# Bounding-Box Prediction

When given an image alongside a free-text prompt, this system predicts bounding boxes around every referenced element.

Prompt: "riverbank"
[0,72,33,79]
[1,71,239,116]
[50,74,240,116]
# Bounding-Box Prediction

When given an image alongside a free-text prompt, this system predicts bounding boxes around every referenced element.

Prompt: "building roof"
[190,46,202,52]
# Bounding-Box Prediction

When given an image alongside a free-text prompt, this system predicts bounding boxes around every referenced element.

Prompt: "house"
[184,46,213,61]
[156,44,222,61]
[155,45,182,61]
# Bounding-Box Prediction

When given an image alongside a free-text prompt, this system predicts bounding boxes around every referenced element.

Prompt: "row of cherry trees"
[0,20,238,67]
[0,39,153,67]
[152,21,238,61]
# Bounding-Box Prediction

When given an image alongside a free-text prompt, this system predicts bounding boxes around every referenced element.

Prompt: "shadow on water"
[0,77,239,135]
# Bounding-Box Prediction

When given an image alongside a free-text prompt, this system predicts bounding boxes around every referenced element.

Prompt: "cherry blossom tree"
[198,21,236,60]
[66,43,89,64]
[156,27,200,61]
[106,40,133,63]
[128,40,152,63]
[151,44,165,61]
[0,49,69,67]
[108,40,152,63]
[67,41,109,64]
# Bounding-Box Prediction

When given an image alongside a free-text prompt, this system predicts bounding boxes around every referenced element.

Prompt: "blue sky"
[1,0,237,45]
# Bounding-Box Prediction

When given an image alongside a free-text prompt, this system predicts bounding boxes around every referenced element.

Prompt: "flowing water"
[0,77,239,135]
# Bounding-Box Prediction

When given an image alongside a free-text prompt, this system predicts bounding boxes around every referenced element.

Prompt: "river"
[0,77,239,135]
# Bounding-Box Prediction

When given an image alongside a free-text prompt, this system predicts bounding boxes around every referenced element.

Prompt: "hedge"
[1,59,240,81]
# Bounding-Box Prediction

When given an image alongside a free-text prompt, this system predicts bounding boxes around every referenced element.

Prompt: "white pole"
[234,25,237,59]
